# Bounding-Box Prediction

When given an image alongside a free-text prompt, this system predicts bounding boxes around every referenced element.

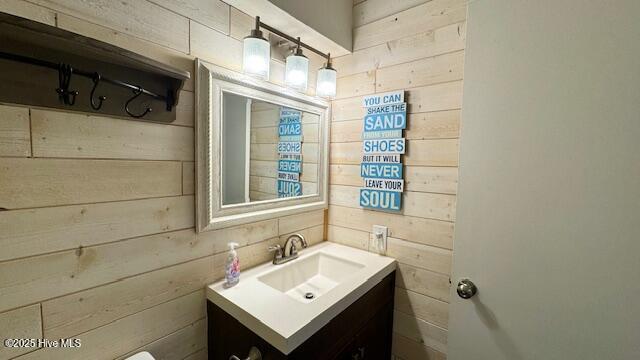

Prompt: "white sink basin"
[206,242,395,354]
[258,252,365,303]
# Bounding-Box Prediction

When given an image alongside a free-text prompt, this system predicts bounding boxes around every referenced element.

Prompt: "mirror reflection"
[222,92,320,206]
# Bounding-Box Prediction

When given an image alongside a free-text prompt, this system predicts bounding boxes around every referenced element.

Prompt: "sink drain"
[304,292,315,300]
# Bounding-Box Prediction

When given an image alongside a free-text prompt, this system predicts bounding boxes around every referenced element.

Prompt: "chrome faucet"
[268,233,308,265]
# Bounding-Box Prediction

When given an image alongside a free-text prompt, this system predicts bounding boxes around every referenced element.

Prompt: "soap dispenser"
[224,242,240,288]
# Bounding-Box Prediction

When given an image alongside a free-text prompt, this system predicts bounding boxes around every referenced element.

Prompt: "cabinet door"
[350,302,393,360]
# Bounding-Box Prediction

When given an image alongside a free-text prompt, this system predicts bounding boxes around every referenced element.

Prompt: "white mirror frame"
[196,59,330,232]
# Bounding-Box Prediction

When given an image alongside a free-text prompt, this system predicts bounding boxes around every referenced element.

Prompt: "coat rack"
[0,51,175,118]
[0,13,189,123]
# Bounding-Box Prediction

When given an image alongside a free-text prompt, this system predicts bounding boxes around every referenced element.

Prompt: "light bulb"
[285,51,309,92]
[242,35,270,80]
[316,65,337,98]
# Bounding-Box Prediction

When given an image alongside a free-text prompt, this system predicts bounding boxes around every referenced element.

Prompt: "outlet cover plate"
[372,225,388,254]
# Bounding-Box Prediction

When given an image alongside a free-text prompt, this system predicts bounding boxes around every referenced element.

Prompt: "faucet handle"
[268,244,283,260]
[268,244,282,253]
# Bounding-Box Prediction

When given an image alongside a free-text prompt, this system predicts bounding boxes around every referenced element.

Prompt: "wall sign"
[277,108,303,197]
[359,90,406,211]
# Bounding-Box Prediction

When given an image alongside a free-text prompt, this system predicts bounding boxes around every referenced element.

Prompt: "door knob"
[456,279,477,299]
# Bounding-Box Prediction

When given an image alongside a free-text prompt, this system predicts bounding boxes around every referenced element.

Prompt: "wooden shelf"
[0,12,191,123]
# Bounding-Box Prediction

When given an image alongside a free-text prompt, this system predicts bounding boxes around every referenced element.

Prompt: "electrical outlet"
[372,225,388,254]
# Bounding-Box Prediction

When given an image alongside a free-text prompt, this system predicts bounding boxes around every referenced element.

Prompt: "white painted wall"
[267,0,352,51]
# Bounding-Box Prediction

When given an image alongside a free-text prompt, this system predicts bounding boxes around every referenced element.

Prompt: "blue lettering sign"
[366,103,406,115]
[278,141,302,154]
[362,155,401,163]
[362,129,403,140]
[278,180,302,197]
[361,163,403,179]
[278,122,302,136]
[363,138,405,154]
[362,91,404,107]
[280,108,302,124]
[279,160,302,173]
[363,112,406,132]
[359,189,401,211]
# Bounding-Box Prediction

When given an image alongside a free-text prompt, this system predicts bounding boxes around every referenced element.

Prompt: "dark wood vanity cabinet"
[207,272,395,360]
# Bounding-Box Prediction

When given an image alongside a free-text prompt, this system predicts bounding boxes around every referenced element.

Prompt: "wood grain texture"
[1,1,337,359]
[392,332,447,360]
[331,81,463,122]
[386,237,452,275]
[334,22,466,78]
[393,310,448,354]
[29,0,190,52]
[175,90,196,125]
[278,224,324,247]
[404,139,459,167]
[0,304,42,358]
[116,319,207,360]
[20,290,205,360]
[0,229,199,313]
[353,0,467,51]
[328,2,466,358]
[330,110,459,143]
[353,0,430,27]
[331,164,458,194]
[335,71,376,99]
[183,349,207,360]
[0,0,56,25]
[31,109,194,160]
[149,0,230,35]
[197,218,278,255]
[182,161,195,195]
[190,20,242,71]
[376,50,465,92]
[55,13,195,91]
[329,185,456,222]
[395,288,449,329]
[0,196,194,262]
[278,210,325,235]
[0,158,182,209]
[396,263,450,302]
[0,104,30,157]
[42,257,212,340]
[326,224,369,250]
[328,206,454,250]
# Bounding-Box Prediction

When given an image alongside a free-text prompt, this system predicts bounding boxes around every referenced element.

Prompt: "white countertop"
[206,242,396,354]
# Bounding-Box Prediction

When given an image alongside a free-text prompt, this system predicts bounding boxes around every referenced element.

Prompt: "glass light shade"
[316,67,337,98]
[242,37,270,80]
[285,54,309,91]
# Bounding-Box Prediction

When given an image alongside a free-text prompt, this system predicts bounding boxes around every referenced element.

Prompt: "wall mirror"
[196,60,329,232]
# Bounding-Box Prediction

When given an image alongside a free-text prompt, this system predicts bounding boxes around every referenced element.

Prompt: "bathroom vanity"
[206,243,396,359]
[197,59,396,359]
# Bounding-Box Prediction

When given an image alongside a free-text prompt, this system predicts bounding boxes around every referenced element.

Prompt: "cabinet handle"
[351,347,365,360]
[229,346,262,360]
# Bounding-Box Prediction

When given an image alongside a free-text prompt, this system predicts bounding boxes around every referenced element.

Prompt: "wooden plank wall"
[0,1,326,359]
[328,0,467,359]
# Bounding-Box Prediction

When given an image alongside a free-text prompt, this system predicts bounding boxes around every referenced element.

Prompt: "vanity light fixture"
[242,16,270,80]
[242,17,337,97]
[285,38,309,92]
[316,54,337,99]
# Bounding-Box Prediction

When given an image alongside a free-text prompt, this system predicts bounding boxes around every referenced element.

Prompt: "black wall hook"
[89,73,107,110]
[56,64,78,106]
[125,86,152,118]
